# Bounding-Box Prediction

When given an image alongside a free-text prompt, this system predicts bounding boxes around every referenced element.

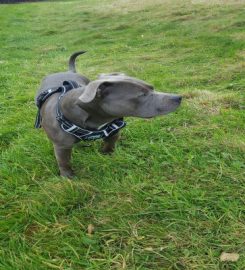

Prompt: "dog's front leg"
[101,132,120,154]
[53,144,74,178]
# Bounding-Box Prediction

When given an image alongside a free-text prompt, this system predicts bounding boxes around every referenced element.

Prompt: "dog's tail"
[68,50,86,73]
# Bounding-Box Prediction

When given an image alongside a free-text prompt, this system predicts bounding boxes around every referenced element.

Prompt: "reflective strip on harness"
[65,124,78,132]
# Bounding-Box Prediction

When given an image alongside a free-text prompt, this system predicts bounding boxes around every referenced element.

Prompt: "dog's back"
[35,51,89,101]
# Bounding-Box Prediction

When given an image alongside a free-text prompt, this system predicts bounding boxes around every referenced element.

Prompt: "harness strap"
[35,88,61,128]
[57,116,126,141]
[34,80,79,128]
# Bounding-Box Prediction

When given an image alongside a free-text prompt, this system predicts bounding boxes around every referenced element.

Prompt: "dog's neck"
[60,88,117,130]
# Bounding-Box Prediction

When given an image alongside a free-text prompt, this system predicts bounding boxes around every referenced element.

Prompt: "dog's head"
[78,73,181,118]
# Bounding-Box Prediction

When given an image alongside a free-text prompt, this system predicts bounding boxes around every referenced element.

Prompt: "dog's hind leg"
[53,144,74,178]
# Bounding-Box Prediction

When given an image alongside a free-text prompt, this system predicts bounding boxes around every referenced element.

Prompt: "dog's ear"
[98,73,126,79]
[79,80,113,103]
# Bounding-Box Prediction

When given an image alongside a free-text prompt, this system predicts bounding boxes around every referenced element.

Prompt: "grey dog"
[35,51,182,178]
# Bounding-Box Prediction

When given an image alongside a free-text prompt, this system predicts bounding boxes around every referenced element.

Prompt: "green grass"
[0,0,245,269]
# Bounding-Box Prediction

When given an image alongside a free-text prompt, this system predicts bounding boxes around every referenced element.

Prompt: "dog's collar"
[35,80,126,141]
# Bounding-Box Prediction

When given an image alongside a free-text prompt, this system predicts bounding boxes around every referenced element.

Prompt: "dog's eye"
[142,92,148,97]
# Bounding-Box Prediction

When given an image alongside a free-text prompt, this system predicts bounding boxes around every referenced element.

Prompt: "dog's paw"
[60,169,75,179]
[101,146,115,155]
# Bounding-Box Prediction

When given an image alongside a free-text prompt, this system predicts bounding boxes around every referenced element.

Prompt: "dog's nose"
[171,95,182,103]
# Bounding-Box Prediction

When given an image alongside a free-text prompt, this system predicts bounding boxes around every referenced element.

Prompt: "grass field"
[0,0,245,269]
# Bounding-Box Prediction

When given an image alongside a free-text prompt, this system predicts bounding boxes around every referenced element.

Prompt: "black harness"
[35,80,126,141]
